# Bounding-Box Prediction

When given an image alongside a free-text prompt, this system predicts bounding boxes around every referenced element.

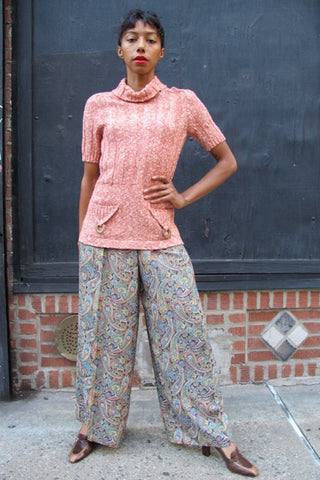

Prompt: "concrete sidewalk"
[0,382,319,480]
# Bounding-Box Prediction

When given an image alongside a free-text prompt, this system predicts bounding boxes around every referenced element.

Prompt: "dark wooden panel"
[13,0,320,291]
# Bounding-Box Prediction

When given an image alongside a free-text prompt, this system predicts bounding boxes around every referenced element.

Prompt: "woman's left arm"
[143,141,237,209]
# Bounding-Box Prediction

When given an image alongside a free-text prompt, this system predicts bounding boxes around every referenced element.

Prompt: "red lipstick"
[134,56,148,65]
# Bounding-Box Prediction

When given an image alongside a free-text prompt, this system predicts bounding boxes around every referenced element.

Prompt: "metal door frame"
[0,0,11,400]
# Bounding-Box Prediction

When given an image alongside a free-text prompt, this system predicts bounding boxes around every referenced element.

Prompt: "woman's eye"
[148,39,156,44]
[127,38,135,43]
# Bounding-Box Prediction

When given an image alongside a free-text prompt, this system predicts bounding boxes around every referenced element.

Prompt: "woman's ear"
[117,45,124,59]
[159,48,165,59]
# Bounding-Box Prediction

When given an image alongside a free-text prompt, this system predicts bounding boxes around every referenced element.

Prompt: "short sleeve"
[81,95,102,164]
[184,90,226,151]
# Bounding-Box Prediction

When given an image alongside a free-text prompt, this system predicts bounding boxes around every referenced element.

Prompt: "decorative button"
[162,228,171,239]
[96,224,106,234]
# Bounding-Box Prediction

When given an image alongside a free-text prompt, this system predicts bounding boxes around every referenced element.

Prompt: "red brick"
[303,336,320,347]
[207,293,218,310]
[248,324,265,335]
[199,293,204,306]
[18,296,26,307]
[40,329,55,342]
[247,292,258,310]
[254,365,264,382]
[9,308,15,321]
[207,314,224,325]
[298,291,309,308]
[20,365,38,375]
[18,309,36,320]
[71,295,79,313]
[233,341,245,352]
[20,338,37,349]
[281,364,291,378]
[273,292,284,309]
[229,313,246,324]
[230,365,238,383]
[41,344,60,355]
[31,296,42,312]
[233,292,244,310]
[45,296,56,313]
[292,349,320,359]
[249,311,275,322]
[40,315,64,326]
[308,363,317,376]
[20,352,38,363]
[248,351,276,361]
[59,295,69,313]
[19,323,37,335]
[4,6,12,25]
[268,364,278,379]
[310,291,320,308]
[62,370,73,388]
[248,338,266,350]
[49,370,59,388]
[240,365,250,383]
[41,357,75,367]
[220,293,230,311]
[132,369,141,388]
[21,379,32,390]
[8,296,15,308]
[228,326,246,337]
[36,371,46,388]
[231,353,245,364]
[295,363,304,377]
[285,291,297,309]
[260,292,270,309]
[302,321,320,333]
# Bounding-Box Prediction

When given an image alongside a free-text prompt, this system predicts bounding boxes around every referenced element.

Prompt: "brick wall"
[7,290,320,392]
[8,294,78,391]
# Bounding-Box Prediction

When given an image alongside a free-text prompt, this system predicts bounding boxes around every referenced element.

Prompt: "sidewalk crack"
[266,382,320,467]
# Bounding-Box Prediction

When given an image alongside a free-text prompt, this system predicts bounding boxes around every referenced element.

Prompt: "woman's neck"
[126,71,155,91]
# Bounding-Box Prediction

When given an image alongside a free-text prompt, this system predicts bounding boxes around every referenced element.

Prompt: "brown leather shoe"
[69,433,94,463]
[216,446,259,477]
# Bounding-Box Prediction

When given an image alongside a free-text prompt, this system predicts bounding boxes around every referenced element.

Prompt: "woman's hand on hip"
[143,176,187,209]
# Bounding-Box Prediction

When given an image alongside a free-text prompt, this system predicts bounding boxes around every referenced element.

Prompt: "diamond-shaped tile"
[287,325,308,347]
[275,340,296,361]
[262,325,284,349]
[275,311,296,333]
[260,311,309,362]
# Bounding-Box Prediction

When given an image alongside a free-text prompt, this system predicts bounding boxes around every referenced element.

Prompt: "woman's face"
[117,20,164,76]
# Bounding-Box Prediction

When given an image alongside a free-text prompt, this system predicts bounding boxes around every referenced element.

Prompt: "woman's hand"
[143,142,237,210]
[143,176,187,209]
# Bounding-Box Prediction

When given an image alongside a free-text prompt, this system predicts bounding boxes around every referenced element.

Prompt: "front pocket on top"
[90,203,119,234]
[148,206,174,239]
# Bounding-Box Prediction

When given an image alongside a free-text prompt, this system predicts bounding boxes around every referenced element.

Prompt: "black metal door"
[0,0,10,400]
[12,0,320,292]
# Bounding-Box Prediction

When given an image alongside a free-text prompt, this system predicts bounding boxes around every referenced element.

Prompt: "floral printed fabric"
[76,244,232,448]
[78,76,226,250]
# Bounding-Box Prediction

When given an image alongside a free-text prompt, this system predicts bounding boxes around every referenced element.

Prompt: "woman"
[69,9,259,478]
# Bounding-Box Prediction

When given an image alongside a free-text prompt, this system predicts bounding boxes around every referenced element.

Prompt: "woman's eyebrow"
[125,29,158,35]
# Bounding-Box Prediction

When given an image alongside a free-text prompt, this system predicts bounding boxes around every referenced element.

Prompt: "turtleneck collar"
[112,76,166,103]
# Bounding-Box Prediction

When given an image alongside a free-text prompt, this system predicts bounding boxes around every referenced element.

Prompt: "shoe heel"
[202,446,211,457]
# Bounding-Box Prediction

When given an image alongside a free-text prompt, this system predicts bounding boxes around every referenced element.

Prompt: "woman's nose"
[137,38,146,51]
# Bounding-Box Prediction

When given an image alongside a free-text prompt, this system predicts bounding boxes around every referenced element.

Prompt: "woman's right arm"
[79,162,100,234]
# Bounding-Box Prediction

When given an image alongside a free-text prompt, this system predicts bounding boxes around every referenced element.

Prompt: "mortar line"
[266,382,320,467]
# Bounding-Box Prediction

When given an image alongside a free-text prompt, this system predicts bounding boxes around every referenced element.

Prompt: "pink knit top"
[79,76,226,250]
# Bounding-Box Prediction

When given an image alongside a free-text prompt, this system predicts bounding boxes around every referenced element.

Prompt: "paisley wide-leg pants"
[76,244,232,448]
